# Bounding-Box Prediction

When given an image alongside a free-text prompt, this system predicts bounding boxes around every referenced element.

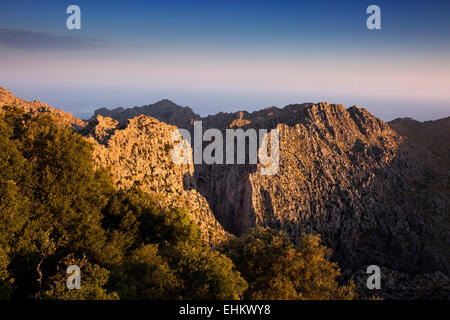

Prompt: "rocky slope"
[196,104,449,273]
[94,99,200,129]
[95,100,450,298]
[0,87,86,130]
[0,88,227,244]
[389,117,450,174]
[82,114,228,244]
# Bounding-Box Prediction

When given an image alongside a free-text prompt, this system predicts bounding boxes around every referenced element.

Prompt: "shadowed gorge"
[95,97,450,280]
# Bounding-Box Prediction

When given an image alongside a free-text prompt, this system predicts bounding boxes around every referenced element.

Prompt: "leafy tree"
[0,109,32,298]
[102,188,201,252]
[163,243,248,300]
[0,107,116,298]
[103,188,247,299]
[108,244,181,299]
[0,245,13,299]
[221,227,357,300]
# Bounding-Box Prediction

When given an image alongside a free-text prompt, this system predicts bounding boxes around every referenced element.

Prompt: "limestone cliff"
[83,114,228,245]
[96,100,450,282]
[0,87,86,130]
[389,116,450,174]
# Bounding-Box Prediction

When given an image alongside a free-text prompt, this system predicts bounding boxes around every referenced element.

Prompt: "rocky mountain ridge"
[2,88,449,298]
[93,98,450,299]
[94,99,200,129]
[0,87,86,130]
[389,116,450,174]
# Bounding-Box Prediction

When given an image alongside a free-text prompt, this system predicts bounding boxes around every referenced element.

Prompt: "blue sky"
[0,0,449,120]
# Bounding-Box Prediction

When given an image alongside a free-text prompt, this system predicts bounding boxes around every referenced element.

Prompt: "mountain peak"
[93,99,200,128]
[154,98,178,105]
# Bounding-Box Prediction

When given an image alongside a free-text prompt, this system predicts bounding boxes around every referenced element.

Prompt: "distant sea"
[72,112,93,121]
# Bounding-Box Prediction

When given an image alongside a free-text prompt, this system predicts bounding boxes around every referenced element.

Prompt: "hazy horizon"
[2,85,449,122]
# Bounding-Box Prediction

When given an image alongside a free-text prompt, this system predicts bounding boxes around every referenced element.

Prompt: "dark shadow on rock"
[112,101,449,278]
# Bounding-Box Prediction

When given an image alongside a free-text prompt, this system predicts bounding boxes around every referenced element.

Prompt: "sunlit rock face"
[0,87,86,130]
[95,99,449,278]
[85,114,229,245]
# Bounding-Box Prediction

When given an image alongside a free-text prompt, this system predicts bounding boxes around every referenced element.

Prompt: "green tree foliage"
[0,107,116,298]
[221,227,357,300]
[103,188,247,299]
[0,108,247,300]
[108,244,181,299]
[164,243,248,299]
[0,245,13,299]
[101,188,202,257]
